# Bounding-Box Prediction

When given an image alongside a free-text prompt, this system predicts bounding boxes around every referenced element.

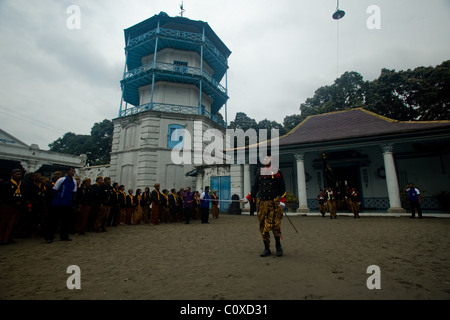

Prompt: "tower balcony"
[119,102,226,128]
[125,27,229,81]
[120,61,228,114]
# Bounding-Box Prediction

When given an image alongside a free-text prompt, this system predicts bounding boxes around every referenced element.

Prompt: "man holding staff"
[241,156,286,257]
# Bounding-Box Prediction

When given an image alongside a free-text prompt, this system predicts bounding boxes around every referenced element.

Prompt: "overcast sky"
[0,0,449,150]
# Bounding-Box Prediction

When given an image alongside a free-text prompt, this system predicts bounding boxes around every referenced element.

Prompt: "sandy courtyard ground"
[1,213,449,301]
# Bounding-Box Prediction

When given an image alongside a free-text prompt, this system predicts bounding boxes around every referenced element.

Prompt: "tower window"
[173,60,188,73]
[167,124,185,149]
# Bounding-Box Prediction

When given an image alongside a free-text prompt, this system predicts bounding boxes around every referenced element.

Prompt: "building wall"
[294,146,449,211]
[142,48,214,75]
[139,82,213,112]
[110,110,226,193]
[79,165,110,183]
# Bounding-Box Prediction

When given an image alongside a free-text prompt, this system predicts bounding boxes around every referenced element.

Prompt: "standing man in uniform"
[241,156,286,257]
[200,186,211,224]
[95,177,114,232]
[211,190,219,219]
[405,183,423,219]
[0,168,25,244]
[89,176,103,231]
[150,183,162,225]
[183,187,194,224]
[349,187,361,218]
[317,189,327,217]
[46,166,77,242]
[326,187,337,219]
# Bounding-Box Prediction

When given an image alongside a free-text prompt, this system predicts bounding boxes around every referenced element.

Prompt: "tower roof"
[124,12,231,60]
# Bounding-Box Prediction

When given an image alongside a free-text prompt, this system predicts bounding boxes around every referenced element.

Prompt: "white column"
[381,144,406,213]
[196,171,203,193]
[294,153,310,213]
[242,164,251,211]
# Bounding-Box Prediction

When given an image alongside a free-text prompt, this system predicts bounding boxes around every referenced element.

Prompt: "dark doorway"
[332,165,360,190]
[330,165,362,212]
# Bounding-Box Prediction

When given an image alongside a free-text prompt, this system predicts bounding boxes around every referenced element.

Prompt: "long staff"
[283,208,300,235]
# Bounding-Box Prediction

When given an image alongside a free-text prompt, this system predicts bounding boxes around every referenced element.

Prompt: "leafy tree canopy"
[49,119,113,166]
[298,60,450,122]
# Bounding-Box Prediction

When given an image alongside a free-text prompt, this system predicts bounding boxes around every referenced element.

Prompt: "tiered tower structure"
[110,12,231,191]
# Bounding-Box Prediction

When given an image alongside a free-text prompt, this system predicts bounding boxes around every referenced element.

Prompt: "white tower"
[110,12,231,192]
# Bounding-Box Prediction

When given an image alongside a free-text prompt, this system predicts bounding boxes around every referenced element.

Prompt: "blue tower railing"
[119,102,226,128]
[119,12,231,127]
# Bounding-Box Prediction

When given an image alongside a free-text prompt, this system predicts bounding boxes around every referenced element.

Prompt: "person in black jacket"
[94,177,114,232]
[75,178,92,234]
[242,156,287,257]
[0,169,25,244]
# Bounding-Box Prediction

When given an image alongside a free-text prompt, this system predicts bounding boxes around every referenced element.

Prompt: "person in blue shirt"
[405,183,423,219]
[45,167,77,242]
[200,186,211,224]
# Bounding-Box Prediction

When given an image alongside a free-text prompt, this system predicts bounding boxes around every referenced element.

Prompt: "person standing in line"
[169,188,179,222]
[317,189,327,217]
[46,167,77,242]
[108,182,120,227]
[200,186,211,224]
[326,187,337,219]
[177,190,185,222]
[117,185,127,225]
[106,182,119,227]
[125,188,135,225]
[405,183,423,219]
[75,178,92,235]
[349,187,361,218]
[193,191,201,220]
[0,169,25,244]
[150,183,162,225]
[141,187,152,224]
[134,188,143,225]
[183,187,194,224]
[211,190,219,219]
[344,186,353,212]
[95,177,115,232]
[160,189,170,223]
[88,176,103,231]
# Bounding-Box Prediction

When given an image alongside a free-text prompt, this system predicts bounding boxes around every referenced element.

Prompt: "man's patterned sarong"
[256,199,283,241]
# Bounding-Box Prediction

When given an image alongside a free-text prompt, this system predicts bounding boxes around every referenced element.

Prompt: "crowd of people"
[0,167,220,245]
[317,183,423,219]
[317,186,362,219]
[0,165,425,245]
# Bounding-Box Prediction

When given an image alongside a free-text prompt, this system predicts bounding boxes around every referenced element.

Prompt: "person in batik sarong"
[242,156,286,257]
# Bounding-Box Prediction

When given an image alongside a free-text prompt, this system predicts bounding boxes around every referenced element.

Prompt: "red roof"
[279,108,450,147]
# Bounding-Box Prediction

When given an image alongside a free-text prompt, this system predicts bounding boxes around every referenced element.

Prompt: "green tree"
[283,114,303,133]
[257,119,286,139]
[48,132,92,156]
[299,71,368,120]
[412,60,450,120]
[48,119,113,166]
[365,68,412,121]
[228,112,258,131]
[89,119,114,165]
[299,61,450,122]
